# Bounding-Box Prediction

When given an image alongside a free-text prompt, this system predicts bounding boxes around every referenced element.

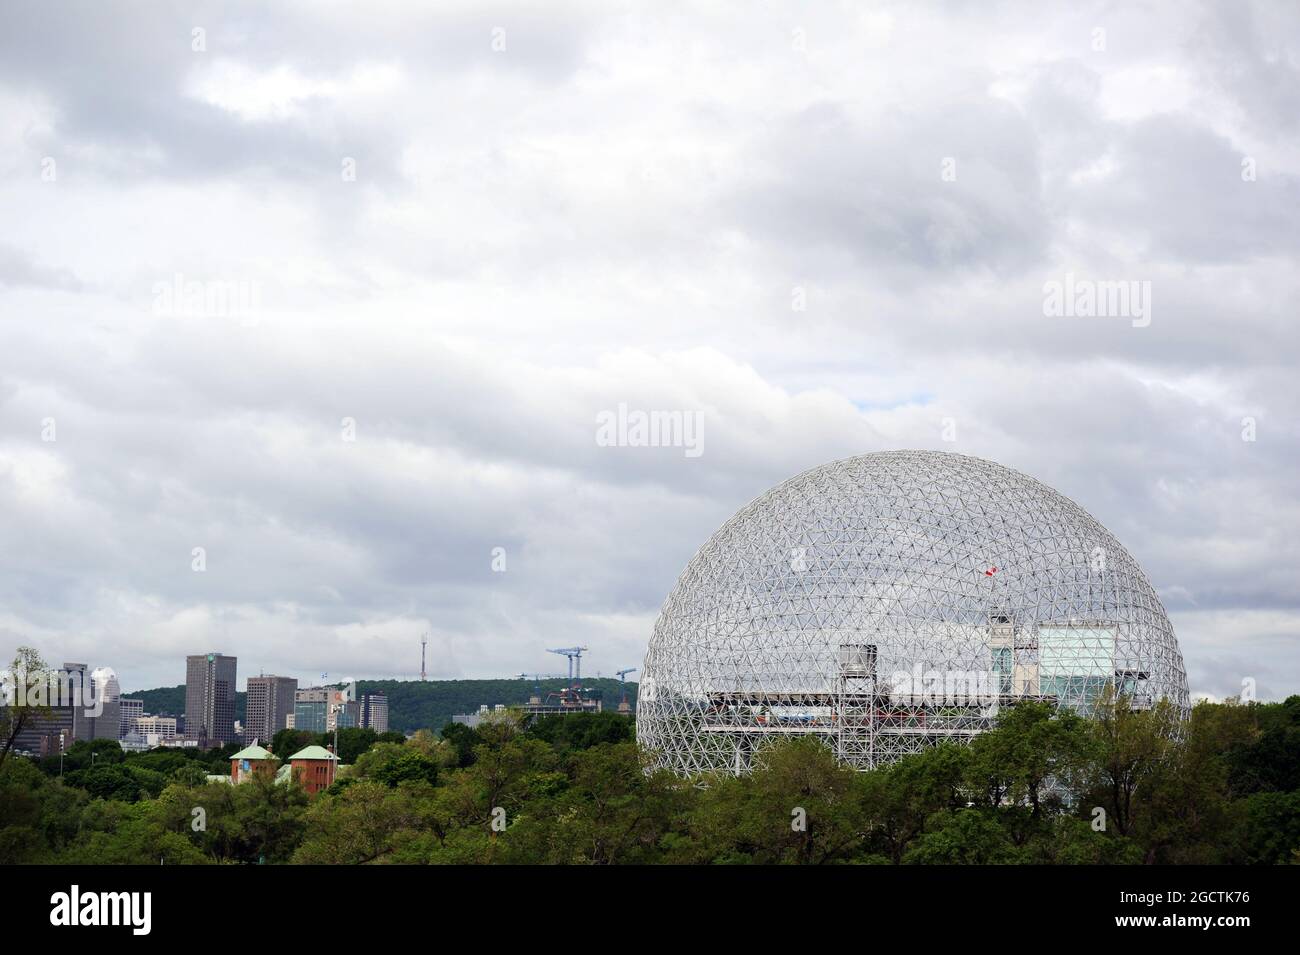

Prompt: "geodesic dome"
[637,450,1188,776]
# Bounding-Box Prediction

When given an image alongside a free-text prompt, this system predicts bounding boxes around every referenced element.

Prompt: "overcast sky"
[1,1,1296,698]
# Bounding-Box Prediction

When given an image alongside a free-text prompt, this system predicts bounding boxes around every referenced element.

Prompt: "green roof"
[288,745,338,761]
[230,745,275,761]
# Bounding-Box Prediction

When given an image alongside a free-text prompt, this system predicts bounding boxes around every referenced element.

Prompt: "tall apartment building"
[359,693,388,733]
[184,652,237,746]
[245,675,298,744]
[119,698,144,739]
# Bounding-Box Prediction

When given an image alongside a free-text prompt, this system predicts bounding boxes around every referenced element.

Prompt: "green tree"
[64,765,144,802]
[1229,697,1300,794]
[857,742,969,863]
[438,721,479,767]
[41,737,126,777]
[332,727,380,764]
[1078,694,1180,838]
[501,742,685,864]
[354,742,439,788]
[681,738,864,864]
[0,756,47,862]
[0,647,51,772]
[525,712,635,752]
[1128,699,1253,863]
[270,728,314,761]
[903,809,1018,864]
[1241,791,1300,864]
[67,793,210,865]
[967,702,1090,817]
[293,780,434,864]
[229,772,310,863]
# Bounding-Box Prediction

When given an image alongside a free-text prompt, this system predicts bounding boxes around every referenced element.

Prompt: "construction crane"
[547,647,588,686]
[616,667,638,713]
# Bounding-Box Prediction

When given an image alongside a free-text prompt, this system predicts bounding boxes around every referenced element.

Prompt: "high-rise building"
[245,675,298,744]
[294,683,368,735]
[359,693,388,733]
[336,699,360,729]
[85,667,121,742]
[119,698,144,740]
[9,708,74,757]
[62,663,93,742]
[61,663,121,742]
[293,687,329,734]
[184,652,237,747]
[7,663,119,753]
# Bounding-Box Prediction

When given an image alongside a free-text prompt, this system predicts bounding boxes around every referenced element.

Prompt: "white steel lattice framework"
[637,450,1189,776]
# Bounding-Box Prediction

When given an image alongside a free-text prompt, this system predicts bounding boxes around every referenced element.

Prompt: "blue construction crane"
[547,647,589,686]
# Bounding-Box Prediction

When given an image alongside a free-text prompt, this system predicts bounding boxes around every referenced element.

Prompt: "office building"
[119,698,144,740]
[293,687,329,734]
[246,675,297,744]
[135,714,178,740]
[335,699,360,730]
[184,652,238,746]
[9,708,75,757]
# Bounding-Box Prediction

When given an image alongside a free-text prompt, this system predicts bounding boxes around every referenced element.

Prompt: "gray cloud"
[0,1,1296,698]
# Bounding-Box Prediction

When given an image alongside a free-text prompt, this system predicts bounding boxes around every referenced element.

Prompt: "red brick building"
[287,744,338,794]
[229,744,278,783]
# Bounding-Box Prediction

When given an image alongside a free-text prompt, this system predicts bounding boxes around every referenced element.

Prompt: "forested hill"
[355,678,637,733]
[127,678,638,733]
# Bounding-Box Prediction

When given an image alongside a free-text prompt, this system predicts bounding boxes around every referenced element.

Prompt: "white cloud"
[186,59,401,122]
[0,0,1296,698]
